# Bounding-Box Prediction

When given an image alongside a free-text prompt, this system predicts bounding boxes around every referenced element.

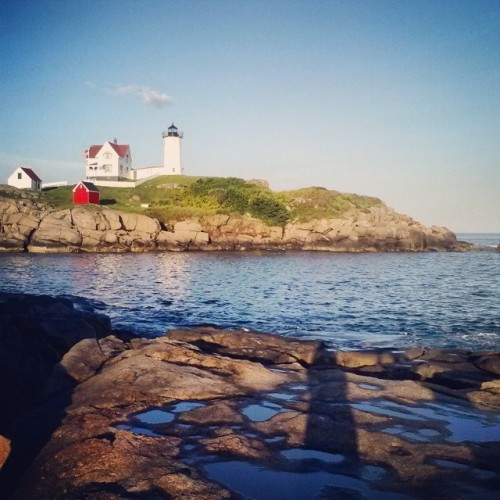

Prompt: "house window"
[104,152,112,159]
[18,173,22,179]
[104,164,112,173]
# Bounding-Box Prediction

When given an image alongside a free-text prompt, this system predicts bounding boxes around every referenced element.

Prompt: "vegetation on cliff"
[1,180,461,253]
[41,175,383,227]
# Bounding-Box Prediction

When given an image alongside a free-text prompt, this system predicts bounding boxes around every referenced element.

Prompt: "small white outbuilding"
[7,167,42,191]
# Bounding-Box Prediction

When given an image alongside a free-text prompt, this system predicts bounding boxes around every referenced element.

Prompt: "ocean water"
[0,242,498,351]
[457,233,499,247]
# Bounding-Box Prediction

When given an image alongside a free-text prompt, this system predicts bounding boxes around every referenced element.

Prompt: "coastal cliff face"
[0,186,462,253]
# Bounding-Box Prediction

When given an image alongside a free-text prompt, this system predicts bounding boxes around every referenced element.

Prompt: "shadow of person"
[304,348,360,463]
[302,346,500,499]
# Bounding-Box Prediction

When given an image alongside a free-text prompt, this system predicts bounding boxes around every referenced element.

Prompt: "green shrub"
[249,193,289,226]
[188,177,251,197]
[281,187,383,222]
[222,187,249,213]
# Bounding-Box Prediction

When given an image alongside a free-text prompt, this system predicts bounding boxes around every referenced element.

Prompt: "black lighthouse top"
[163,123,183,138]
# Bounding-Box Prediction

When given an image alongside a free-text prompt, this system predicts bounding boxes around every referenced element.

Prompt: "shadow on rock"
[305,349,360,460]
[1,315,498,499]
[0,292,114,497]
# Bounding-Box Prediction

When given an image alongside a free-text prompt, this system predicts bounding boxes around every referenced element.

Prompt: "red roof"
[87,145,102,158]
[109,142,129,157]
[20,167,42,182]
[87,142,129,158]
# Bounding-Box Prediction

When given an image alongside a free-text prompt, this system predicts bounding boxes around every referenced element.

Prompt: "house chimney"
[113,138,118,144]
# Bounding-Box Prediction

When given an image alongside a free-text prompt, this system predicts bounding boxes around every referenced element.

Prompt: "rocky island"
[0,293,498,499]
[0,178,469,253]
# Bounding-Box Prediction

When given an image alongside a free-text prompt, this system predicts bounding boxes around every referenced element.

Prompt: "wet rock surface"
[0,303,498,499]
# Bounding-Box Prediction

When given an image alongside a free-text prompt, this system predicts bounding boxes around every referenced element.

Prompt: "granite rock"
[0,436,10,471]
[1,322,498,499]
[0,185,471,253]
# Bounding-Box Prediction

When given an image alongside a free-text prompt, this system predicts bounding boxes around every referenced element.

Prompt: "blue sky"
[1,0,499,232]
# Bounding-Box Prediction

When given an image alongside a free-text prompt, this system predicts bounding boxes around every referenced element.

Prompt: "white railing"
[89,176,157,188]
[42,181,68,189]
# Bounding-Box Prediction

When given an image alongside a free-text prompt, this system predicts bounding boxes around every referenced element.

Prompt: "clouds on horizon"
[86,81,172,108]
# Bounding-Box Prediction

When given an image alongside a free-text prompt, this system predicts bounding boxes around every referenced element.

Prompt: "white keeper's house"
[84,124,183,186]
[85,140,132,182]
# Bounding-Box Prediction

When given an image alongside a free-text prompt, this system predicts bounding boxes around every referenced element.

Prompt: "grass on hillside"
[41,175,383,227]
[280,187,383,222]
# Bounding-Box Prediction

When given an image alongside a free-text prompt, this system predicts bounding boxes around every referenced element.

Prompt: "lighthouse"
[162,123,183,175]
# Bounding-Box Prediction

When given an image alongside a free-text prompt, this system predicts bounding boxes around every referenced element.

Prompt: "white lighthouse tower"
[162,123,183,175]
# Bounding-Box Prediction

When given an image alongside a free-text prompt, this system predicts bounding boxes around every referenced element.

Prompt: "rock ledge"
[0,187,470,253]
[0,295,498,499]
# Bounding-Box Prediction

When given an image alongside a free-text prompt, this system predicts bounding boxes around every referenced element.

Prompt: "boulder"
[473,353,500,376]
[0,198,44,250]
[0,201,19,216]
[29,210,82,251]
[5,212,40,231]
[0,236,25,252]
[71,207,98,230]
[119,212,160,234]
[168,327,326,366]
[0,436,10,471]
[101,209,122,231]
[170,219,211,248]
[174,220,203,233]
[156,230,183,250]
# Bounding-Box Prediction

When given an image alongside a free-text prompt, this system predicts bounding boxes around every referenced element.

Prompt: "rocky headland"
[0,293,499,499]
[0,185,470,253]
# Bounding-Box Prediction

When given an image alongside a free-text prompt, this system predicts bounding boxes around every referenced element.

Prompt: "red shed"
[73,181,100,205]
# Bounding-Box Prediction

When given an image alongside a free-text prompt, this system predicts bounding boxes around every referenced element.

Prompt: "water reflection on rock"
[203,460,408,500]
